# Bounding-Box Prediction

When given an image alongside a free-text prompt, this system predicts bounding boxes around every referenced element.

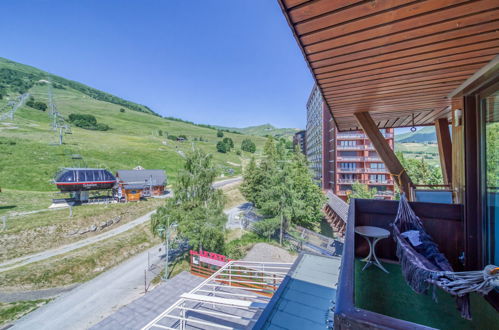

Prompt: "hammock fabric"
[391,195,499,320]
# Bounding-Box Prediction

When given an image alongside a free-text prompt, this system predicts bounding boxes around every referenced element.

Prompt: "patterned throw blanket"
[391,195,499,320]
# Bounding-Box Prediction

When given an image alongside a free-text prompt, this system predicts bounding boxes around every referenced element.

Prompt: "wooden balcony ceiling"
[278,0,499,131]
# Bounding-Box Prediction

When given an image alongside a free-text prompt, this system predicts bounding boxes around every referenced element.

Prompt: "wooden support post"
[354,112,413,198]
[435,118,453,185]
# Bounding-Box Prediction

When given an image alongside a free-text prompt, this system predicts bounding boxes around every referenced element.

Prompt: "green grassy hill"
[395,126,437,143]
[0,58,267,198]
[214,123,300,139]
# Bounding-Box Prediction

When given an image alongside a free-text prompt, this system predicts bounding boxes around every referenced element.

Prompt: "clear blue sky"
[0,0,315,129]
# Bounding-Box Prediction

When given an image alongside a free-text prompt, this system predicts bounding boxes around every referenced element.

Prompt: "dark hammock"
[391,195,499,320]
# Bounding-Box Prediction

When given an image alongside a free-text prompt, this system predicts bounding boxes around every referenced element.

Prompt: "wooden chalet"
[116,169,167,202]
[276,0,499,329]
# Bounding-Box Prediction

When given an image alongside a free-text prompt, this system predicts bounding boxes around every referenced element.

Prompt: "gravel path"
[243,243,297,263]
[0,285,78,303]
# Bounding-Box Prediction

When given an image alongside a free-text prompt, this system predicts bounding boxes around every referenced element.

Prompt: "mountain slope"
[395,126,437,143]
[0,57,157,115]
[213,123,300,139]
[0,58,267,193]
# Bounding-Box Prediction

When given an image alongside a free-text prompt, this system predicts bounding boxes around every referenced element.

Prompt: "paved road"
[12,245,165,330]
[0,177,242,274]
[224,202,253,229]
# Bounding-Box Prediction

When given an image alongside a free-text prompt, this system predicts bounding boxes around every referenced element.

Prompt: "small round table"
[355,226,390,273]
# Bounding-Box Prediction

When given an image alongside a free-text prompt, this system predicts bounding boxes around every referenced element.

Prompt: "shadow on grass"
[0,205,16,211]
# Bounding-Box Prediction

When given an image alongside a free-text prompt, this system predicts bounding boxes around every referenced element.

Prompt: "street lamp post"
[157,218,177,281]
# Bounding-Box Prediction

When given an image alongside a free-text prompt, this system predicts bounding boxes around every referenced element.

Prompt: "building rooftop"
[116,169,166,186]
[255,253,340,330]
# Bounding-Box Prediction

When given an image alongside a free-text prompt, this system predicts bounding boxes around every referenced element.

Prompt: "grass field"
[0,299,51,327]
[395,142,440,167]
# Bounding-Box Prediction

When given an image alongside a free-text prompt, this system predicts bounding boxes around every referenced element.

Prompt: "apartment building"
[334,129,395,201]
[305,85,324,183]
[306,85,394,198]
[292,130,306,154]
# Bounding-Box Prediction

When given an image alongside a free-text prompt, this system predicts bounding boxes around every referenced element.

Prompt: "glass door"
[481,86,499,265]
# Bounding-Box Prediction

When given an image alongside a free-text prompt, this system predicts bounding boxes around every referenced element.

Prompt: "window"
[339,140,356,146]
[340,162,356,169]
[370,174,386,182]
[481,87,499,265]
[370,163,385,169]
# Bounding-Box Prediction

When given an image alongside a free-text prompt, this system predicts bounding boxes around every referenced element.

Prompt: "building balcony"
[337,179,364,184]
[365,168,389,173]
[368,179,394,185]
[365,157,381,161]
[337,133,366,139]
[338,168,363,173]
[375,190,394,196]
[337,145,365,150]
[334,198,498,329]
[337,156,364,161]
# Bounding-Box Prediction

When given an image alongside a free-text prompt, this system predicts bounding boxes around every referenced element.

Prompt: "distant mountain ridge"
[213,123,300,138]
[395,126,437,143]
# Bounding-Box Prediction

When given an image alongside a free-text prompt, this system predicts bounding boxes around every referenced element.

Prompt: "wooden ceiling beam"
[355,112,414,196]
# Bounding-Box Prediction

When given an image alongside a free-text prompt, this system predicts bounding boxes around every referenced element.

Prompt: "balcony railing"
[337,179,364,184]
[337,145,365,150]
[337,156,364,161]
[338,168,363,173]
[337,133,365,139]
[365,157,381,161]
[368,179,394,184]
[365,168,389,173]
[375,191,394,196]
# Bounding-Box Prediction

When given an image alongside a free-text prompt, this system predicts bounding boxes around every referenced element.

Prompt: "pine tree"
[151,149,226,253]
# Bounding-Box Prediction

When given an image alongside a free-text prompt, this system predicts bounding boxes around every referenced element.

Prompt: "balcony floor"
[354,260,499,329]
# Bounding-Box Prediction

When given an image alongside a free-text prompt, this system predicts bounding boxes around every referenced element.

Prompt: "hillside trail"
[0,177,241,274]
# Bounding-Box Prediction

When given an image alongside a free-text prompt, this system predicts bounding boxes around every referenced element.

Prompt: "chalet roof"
[116,170,166,186]
[278,0,499,131]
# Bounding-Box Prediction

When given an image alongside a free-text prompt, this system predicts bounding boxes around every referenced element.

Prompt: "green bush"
[236,149,241,156]
[222,137,234,150]
[68,113,109,131]
[253,217,281,240]
[167,135,177,141]
[217,130,224,138]
[241,138,256,153]
[120,108,125,113]
[178,134,188,140]
[216,141,228,153]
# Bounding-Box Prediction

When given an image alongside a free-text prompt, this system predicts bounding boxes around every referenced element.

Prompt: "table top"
[355,226,390,238]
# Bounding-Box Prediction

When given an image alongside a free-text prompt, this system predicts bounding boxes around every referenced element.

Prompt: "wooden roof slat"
[308,15,499,61]
[313,38,499,74]
[318,56,492,84]
[315,47,499,79]
[319,65,481,89]
[323,75,471,95]
[302,0,495,50]
[296,0,454,36]
[329,94,449,108]
[288,0,362,23]
[326,84,461,103]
